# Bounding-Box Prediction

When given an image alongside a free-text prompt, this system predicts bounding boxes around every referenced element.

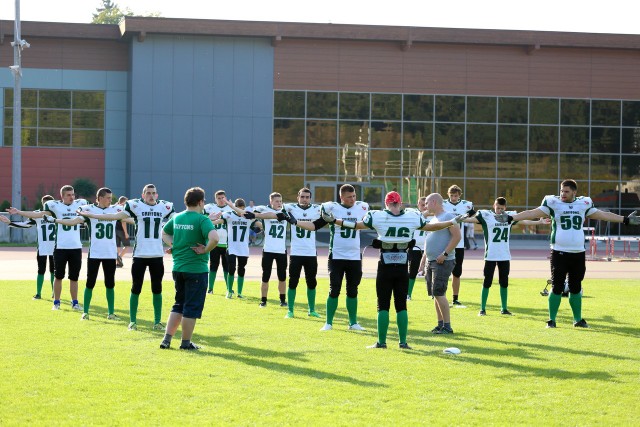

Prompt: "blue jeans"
[171,271,208,319]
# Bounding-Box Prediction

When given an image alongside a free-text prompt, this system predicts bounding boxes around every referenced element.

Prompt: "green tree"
[72,178,98,200]
[92,0,161,24]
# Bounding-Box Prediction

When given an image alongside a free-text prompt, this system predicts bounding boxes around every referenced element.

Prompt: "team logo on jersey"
[132,203,138,209]
[347,212,351,215]
[67,208,71,212]
[303,212,307,217]
[166,205,171,210]
[569,205,573,209]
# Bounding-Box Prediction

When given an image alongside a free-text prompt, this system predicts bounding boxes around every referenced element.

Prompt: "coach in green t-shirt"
[160,187,218,350]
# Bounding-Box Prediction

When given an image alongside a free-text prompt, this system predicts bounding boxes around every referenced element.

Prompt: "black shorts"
[376,259,409,312]
[262,251,287,282]
[86,258,117,289]
[288,255,318,289]
[327,256,362,298]
[452,248,465,278]
[115,227,130,247]
[131,257,165,294]
[171,271,208,319]
[53,248,82,281]
[550,250,585,294]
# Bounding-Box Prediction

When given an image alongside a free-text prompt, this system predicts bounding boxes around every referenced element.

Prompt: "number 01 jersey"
[476,210,518,261]
[79,204,122,259]
[284,203,321,256]
[204,203,233,247]
[362,209,426,243]
[124,199,175,258]
[44,199,88,249]
[322,201,369,260]
[539,195,597,253]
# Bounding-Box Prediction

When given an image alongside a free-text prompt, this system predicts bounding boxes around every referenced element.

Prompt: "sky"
[1,0,639,35]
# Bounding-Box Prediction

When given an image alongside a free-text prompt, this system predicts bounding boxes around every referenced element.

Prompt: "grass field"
[1,277,639,426]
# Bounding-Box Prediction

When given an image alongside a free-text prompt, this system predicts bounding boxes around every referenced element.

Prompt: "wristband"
[442,251,448,257]
[341,220,356,229]
[623,217,629,225]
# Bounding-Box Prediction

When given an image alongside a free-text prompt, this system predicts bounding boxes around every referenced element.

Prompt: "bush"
[72,178,98,200]
[0,200,10,212]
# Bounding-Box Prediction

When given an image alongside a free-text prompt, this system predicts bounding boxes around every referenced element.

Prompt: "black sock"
[444,322,452,329]
[280,293,286,303]
[261,297,267,303]
[163,334,172,343]
[181,339,190,348]
[453,294,458,302]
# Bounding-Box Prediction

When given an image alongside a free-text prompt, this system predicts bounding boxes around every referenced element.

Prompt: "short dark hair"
[142,184,156,194]
[270,192,282,200]
[96,187,112,198]
[184,187,205,207]
[561,179,578,191]
[340,184,355,195]
[234,198,246,208]
[118,196,127,204]
[41,195,54,204]
[495,197,507,206]
[60,185,74,195]
[215,190,226,198]
[298,187,312,197]
[447,185,462,195]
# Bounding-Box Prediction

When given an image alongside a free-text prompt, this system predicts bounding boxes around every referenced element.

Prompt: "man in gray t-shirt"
[420,193,461,334]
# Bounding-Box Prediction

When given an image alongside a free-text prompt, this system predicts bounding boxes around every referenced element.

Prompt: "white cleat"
[107,314,119,320]
[81,313,89,321]
[319,323,333,331]
[71,303,82,311]
[348,323,366,331]
[52,303,61,311]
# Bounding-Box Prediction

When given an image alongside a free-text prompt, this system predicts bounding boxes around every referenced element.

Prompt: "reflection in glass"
[560,127,589,152]
[498,125,527,151]
[465,179,496,206]
[497,180,527,207]
[73,92,105,110]
[339,93,370,120]
[466,152,496,178]
[590,155,619,180]
[273,147,304,174]
[530,98,559,124]
[559,154,589,180]
[498,98,527,124]
[403,122,433,149]
[561,99,589,125]
[72,111,104,129]
[274,91,305,118]
[39,110,71,128]
[370,149,402,179]
[529,126,558,152]
[591,127,620,154]
[497,153,527,178]
[435,96,465,122]
[621,128,640,155]
[372,94,402,120]
[72,130,104,148]
[528,181,559,206]
[273,119,305,146]
[467,97,496,123]
[39,129,71,147]
[371,121,401,149]
[307,92,337,119]
[273,176,304,201]
[622,101,640,127]
[404,94,434,122]
[466,124,496,150]
[339,121,371,182]
[40,91,71,109]
[306,147,338,175]
[591,100,620,126]
[434,151,464,177]
[3,128,37,146]
[589,181,619,203]
[306,120,337,147]
[435,123,464,150]
[528,154,558,179]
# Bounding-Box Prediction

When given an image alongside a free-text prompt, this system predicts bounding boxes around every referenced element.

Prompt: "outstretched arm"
[518,217,551,226]
[419,214,466,231]
[52,216,85,226]
[6,207,47,219]
[79,210,128,221]
[588,210,640,225]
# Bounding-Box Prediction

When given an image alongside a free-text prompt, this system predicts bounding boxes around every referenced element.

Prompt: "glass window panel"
[5,89,37,108]
[339,131,371,180]
[434,151,464,177]
[273,176,304,202]
[39,110,71,128]
[435,95,465,122]
[72,130,103,148]
[2,128,37,147]
[403,122,432,149]
[528,154,558,179]
[371,121,401,149]
[363,186,384,209]
[73,91,105,110]
[434,123,464,150]
[498,97,527,124]
[306,148,337,175]
[621,128,640,155]
[306,120,337,147]
[528,181,559,206]
[309,183,338,205]
[621,155,640,182]
[38,129,70,147]
[371,94,401,121]
[3,108,9,125]
[622,101,640,127]
[560,127,589,152]
[591,100,620,126]
[3,88,11,107]
[370,149,402,178]
[339,93,369,120]
[73,111,104,129]
[497,153,527,179]
[5,108,38,127]
[403,149,434,178]
[274,91,305,118]
[39,91,71,109]
[497,180,527,207]
[367,178,402,200]
[273,147,304,174]
[466,152,496,178]
[591,155,619,180]
[530,98,559,125]
[339,121,370,150]
[465,179,496,207]
[403,94,434,122]
[591,127,620,154]
[467,97,496,123]
[529,126,558,152]
[559,154,589,180]
[498,125,528,151]
[307,92,337,119]
[273,119,304,146]
[2,127,9,146]
[466,124,496,150]
[561,99,589,125]
[590,181,620,206]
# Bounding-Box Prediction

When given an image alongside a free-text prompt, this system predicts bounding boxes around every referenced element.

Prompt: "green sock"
[36,274,44,296]
[346,297,358,325]
[307,288,316,312]
[83,287,93,314]
[407,279,415,297]
[500,287,508,311]
[152,293,162,324]
[568,293,582,322]
[397,310,408,344]
[481,288,490,311]
[129,293,139,323]
[224,271,229,287]
[548,292,562,321]
[238,276,244,295]
[287,288,296,312]
[106,288,115,315]
[208,272,216,292]
[377,310,389,345]
[227,275,235,293]
[325,296,339,325]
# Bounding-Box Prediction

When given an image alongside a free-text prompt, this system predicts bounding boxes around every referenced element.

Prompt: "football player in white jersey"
[203,190,234,294]
[53,187,124,320]
[79,184,174,331]
[283,188,322,318]
[8,185,88,310]
[498,179,639,328]
[442,185,474,307]
[465,197,548,316]
[2,195,56,300]
[406,196,430,300]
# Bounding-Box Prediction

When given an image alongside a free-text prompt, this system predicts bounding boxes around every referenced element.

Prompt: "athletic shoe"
[159,340,171,349]
[226,291,235,299]
[546,320,557,328]
[128,322,137,331]
[237,294,244,299]
[348,323,365,331]
[107,314,119,320]
[153,322,165,330]
[33,294,41,300]
[207,290,213,294]
[399,343,413,350]
[478,310,486,316]
[71,303,82,311]
[319,323,333,331]
[52,303,61,311]
[259,301,267,308]
[500,309,513,316]
[430,326,442,333]
[81,313,89,320]
[451,300,467,308]
[179,342,201,351]
[308,311,321,318]
[435,326,454,334]
[367,342,387,349]
[279,301,287,307]
[406,295,412,301]
[573,319,589,328]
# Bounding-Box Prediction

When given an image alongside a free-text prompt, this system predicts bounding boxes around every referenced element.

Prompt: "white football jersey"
[80,204,122,259]
[538,195,597,252]
[443,199,474,249]
[322,201,369,260]
[406,208,428,251]
[204,203,233,247]
[124,199,174,258]
[29,213,56,256]
[255,205,287,254]
[223,211,252,257]
[476,210,517,261]
[285,202,321,257]
[362,209,427,243]
[44,199,88,249]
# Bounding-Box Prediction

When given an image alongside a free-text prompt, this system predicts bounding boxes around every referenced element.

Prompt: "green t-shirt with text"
[163,211,215,273]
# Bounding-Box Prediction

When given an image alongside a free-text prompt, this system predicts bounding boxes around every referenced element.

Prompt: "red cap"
[385,191,402,205]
